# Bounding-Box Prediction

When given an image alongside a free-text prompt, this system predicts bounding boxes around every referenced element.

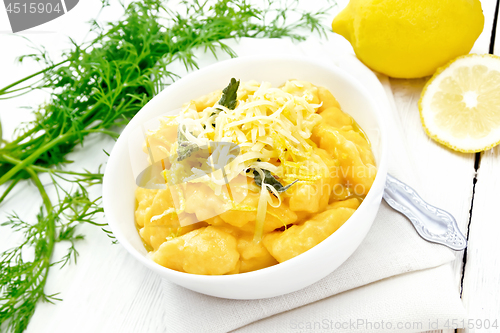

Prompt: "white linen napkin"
[158,37,466,333]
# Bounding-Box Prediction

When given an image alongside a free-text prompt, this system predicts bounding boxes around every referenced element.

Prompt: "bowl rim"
[102,54,388,283]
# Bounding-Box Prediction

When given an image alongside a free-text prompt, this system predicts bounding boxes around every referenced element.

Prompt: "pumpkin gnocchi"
[135,79,376,275]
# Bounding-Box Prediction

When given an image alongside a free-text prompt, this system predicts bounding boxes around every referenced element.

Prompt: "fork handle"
[383,174,467,251]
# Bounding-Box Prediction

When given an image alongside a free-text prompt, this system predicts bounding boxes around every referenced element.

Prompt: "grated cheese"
[158,80,325,240]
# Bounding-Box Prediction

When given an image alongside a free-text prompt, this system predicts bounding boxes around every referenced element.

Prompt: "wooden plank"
[472,0,500,54]
[389,77,476,291]
[459,2,500,333]
[461,146,500,331]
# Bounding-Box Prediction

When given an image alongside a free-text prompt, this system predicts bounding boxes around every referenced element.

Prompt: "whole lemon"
[332,0,484,78]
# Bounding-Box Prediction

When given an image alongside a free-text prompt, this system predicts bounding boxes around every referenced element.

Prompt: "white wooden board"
[0,0,498,332]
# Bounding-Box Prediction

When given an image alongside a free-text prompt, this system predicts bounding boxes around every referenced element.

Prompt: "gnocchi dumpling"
[263,207,355,262]
[151,226,240,275]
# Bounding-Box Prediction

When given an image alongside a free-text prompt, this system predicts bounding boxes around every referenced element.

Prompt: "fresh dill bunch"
[0,175,106,333]
[0,0,334,331]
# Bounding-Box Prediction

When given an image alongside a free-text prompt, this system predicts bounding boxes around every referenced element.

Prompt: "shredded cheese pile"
[161,80,326,241]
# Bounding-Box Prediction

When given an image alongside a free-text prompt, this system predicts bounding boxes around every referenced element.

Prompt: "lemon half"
[419,54,500,153]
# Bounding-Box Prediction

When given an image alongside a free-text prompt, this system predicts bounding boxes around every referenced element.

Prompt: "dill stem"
[0,59,69,95]
[0,133,74,186]
[25,167,52,212]
[0,85,32,96]
[85,129,120,138]
[0,154,103,178]
[79,95,131,133]
[24,167,55,321]
[5,134,45,152]
[3,126,40,148]
[0,176,21,204]
[0,125,112,186]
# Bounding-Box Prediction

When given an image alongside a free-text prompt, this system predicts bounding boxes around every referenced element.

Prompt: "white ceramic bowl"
[103,55,388,299]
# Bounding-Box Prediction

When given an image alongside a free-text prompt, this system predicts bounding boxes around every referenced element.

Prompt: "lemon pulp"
[419,54,500,152]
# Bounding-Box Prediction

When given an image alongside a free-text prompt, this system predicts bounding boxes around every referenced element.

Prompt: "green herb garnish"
[209,78,241,127]
[0,0,333,331]
[176,125,200,161]
[218,78,240,110]
[253,169,298,193]
[180,78,241,156]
